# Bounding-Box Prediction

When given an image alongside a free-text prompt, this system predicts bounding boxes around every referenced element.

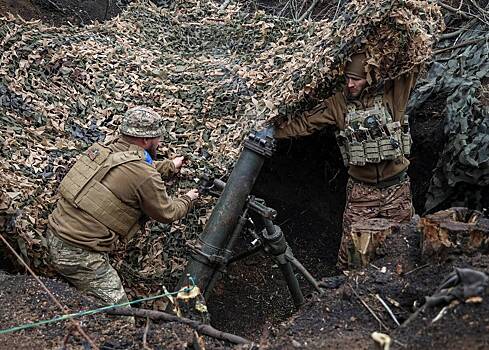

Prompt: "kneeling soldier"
[47,106,199,305]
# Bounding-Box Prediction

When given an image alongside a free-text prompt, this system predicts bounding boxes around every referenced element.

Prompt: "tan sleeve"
[135,173,192,224]
[389,70,419,122]
[274,97,338,139]
[154,159,176,178]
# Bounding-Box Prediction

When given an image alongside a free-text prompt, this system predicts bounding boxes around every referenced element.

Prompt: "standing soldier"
[47,106,199,305]
[274,52,417,269]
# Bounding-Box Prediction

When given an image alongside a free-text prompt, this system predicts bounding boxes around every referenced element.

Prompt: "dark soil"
[0,0,123,25]
[0,271,229,349]
[264,222,489,349]
[2,222,488,349]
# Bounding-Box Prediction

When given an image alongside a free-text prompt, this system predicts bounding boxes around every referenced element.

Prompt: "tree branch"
[107,307,250,345]
[299,0,320,21]
[437,1,472,19]
[434,37,487,55]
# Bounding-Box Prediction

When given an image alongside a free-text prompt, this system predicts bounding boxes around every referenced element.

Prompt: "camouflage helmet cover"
[119,106,163,138]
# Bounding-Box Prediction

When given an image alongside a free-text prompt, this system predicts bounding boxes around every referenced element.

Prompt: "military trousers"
[46,228,129,306]
[337,177,414,269]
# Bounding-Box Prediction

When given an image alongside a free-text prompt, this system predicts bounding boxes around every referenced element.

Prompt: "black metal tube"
[278,261,305,308]
[227,244,263,265]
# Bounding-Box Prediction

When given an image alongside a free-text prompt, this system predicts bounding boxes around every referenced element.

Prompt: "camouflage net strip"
[407,21,489,212]
[0,0,442,297]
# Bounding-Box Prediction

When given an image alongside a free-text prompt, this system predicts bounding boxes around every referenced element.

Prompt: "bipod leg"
[226,243,263,265]
[274,254,305,308]
[285,248,323,294]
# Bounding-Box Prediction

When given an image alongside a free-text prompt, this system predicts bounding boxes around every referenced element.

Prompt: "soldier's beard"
[147,140,159,160]
[148,146,158,160]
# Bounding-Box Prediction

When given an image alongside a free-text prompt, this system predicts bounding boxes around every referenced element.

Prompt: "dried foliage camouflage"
[0,0,443,299]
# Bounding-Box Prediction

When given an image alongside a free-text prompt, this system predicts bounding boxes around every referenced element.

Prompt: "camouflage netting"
[407,20,489,212]
[0,0,442,299]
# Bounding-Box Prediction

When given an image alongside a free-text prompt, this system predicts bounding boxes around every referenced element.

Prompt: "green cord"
[0,277,196,335]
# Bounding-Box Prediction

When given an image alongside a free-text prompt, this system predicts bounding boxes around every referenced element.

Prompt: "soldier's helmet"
[119,106,163,138]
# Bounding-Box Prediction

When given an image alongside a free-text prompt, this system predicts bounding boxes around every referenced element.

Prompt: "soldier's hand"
[185,189,199,201]
[172,156,185,172]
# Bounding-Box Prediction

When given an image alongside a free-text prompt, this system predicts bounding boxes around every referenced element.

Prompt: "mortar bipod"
[201,177,323,308]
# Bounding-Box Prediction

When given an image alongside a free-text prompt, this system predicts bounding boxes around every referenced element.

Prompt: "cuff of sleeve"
[168,160,177,173]
[181,195,193,211]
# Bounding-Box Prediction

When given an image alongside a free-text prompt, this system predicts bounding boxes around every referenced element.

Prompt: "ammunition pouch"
[59,143,143,237]
[337,96,412,166]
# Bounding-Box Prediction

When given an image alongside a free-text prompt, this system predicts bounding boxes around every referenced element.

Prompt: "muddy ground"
[1,0,488,349]
[1,222,488,349]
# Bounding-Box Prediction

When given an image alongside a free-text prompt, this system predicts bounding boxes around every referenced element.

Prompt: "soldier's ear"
[140,138,150,147]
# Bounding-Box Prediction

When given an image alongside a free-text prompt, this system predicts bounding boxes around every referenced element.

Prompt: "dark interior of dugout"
[206,107,465,337]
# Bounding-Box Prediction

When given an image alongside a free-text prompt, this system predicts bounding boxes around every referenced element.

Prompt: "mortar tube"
[204,211,249,299]
[177,130,274,294]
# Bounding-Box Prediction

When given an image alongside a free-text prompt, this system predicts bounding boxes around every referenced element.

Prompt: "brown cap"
[344,52,367,79]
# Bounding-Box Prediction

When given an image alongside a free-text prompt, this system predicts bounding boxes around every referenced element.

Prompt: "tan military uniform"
[47,137,192,304]
[275,72,417,268]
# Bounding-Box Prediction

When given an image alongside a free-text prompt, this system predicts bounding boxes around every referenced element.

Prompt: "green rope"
[0,277,196,335]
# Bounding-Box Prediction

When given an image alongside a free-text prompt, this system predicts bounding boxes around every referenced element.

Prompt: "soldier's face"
[346,75,367,97]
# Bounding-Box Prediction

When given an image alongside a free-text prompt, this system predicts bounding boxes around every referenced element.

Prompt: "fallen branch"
[348,285,389,330]
[375,294,400,327]
[107,308,250,345]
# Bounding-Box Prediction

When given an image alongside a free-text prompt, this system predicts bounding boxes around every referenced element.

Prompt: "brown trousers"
[337,177,414,268]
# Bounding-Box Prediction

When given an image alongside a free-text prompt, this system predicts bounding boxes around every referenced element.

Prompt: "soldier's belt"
[351,171,408,189]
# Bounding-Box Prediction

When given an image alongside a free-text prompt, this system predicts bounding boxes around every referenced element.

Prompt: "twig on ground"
[394,339,408,348]
[440,19,477,40]
[403,263,430,276]
[61,327,73,350]
[143,317,152,350]
[107,307,250,344]
[431,305,449,323]
[348,284,389,330]
[104,0,111,21]
[375,294,401,326]
[45,0,63,12]
[0,234,98,349]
